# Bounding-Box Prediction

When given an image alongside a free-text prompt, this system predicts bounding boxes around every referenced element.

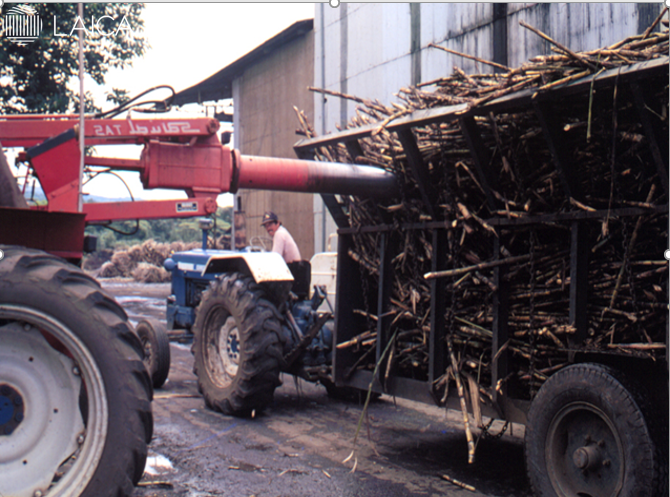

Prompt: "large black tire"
[136,318,171,389]
[192,272,284,416]
[525,363,665,497]
[0,246,152,497]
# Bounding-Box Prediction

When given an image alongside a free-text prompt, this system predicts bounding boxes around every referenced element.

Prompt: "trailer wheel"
[0,246,152,497]
[525,363,663,497]
[136,318,171,389]
[192,273,284,416]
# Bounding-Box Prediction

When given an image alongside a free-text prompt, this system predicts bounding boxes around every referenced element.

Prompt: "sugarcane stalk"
[643,7,669,39]
[424,255,530,280]
[441,474,476,492]
[447,335,476,464]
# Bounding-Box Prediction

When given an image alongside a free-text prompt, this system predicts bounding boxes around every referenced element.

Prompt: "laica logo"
[2,4,42,46]
[53,14,134,38]
[1,4,139,46]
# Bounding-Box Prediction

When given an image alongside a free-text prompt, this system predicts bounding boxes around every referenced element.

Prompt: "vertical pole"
[492,3,508,73]
[201,228,208,251]
[410,3,421,86]
[429,229,446,388]
[231,194,236,250]
[77,2,85,213]
[569,221,589,349]
[319,2,328,253]
[376,232,391,364]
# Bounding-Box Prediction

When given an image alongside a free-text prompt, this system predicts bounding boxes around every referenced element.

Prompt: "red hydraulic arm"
[0,114,396,259]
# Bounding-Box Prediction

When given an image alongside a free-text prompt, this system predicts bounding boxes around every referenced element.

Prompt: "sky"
[100,3,315,101]
[77,3,316,206]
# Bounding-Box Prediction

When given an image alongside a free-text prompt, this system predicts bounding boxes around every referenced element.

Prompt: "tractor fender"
[202,251,294,284]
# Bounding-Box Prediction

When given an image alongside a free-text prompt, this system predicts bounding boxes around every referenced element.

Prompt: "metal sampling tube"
[233,153,398,198]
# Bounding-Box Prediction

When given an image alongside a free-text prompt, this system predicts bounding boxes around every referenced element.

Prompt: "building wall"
[311,2,665,252]
[233,30,316,259]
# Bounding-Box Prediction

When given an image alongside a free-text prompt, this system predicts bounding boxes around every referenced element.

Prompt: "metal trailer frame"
[294,56,669,424]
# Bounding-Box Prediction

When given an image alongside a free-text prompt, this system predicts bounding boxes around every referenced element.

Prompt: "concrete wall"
[233,30,316,259]
[311,2,665,252]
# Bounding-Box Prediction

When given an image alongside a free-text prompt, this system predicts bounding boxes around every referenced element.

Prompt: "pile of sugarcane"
[296,17,668,400]
[95,233,239,282]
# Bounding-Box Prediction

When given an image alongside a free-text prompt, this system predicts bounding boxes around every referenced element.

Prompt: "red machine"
[0,114,395,260]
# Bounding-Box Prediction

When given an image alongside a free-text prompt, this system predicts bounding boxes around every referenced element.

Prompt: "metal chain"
[481,418,510,440]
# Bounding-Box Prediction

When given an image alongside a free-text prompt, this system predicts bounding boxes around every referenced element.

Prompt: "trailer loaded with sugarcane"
[145,24,669,497]
[287,31,669,497]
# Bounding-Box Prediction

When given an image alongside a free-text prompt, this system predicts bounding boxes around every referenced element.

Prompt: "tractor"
[141,218,343,416]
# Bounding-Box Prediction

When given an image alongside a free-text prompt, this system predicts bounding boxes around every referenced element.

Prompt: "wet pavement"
[102,281,532,497]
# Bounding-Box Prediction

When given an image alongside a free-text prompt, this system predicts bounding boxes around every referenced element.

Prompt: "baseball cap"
[261,211,278,226]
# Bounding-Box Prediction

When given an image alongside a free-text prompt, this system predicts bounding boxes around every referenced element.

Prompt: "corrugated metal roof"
[171,19,313,106]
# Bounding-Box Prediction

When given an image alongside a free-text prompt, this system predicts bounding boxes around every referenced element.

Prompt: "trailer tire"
[192,273,284,416]
[524,362,663,497]
[0,246,152,497]
[136,318,171,389]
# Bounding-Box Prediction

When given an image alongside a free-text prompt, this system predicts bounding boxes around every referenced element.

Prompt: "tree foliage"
[0,3,146,113]
[85,208,233,250]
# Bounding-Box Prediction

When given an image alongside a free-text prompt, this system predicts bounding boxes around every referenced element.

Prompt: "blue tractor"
[147,219,338,416]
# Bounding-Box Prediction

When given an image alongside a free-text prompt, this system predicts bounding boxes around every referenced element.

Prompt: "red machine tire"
[192,272,284,416]
[0,245,152,497]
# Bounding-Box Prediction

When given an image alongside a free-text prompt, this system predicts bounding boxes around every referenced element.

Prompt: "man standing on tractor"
[261,211,302,263]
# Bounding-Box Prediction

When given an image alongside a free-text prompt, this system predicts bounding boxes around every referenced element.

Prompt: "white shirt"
[272,225,301,263]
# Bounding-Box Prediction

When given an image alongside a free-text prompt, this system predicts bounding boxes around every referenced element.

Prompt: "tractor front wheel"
[192,273,284,416]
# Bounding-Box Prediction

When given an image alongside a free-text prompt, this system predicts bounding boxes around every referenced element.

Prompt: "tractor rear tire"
[524,362,665,497]
[136,318,171,389]
[192,272,284,417]
[0,246,153,497]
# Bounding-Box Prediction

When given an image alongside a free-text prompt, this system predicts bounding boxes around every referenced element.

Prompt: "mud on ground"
[102,281,531,497]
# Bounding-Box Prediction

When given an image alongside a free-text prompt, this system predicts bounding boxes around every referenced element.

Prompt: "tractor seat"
[287,260,311,299]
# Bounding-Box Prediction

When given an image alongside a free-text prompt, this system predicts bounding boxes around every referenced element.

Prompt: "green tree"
[0,3,147,113]
[84,207,233,250]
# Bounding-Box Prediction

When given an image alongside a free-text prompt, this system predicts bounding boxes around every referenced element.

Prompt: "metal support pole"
[77,2,85,213]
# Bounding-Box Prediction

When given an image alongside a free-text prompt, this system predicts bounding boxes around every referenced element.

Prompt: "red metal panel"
[0,207,85,261]
[0,116,78,147]
[86,117,219,140]
[0,117,219,147]
[83,198,217,222]
[29,139,81,212]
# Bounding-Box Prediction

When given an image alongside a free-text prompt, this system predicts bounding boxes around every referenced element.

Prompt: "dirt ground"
[102,281,532,497]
